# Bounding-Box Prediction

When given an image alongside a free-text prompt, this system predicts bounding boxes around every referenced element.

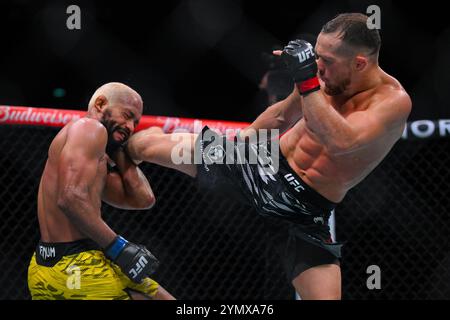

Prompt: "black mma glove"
[281,39,321,95]
[104,235,159,283]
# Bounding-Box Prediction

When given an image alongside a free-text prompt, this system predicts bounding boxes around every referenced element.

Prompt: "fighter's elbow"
[266,105,288,129]
[326,139,358,156]
[142,193,156,209]
[132,194,156,210]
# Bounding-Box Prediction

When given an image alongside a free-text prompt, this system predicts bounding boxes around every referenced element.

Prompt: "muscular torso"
[280,73,406,203]
[37,121,107,242]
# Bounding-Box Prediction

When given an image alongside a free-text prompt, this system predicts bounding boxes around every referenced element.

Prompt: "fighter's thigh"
[28,252,130,300]
[292,263,341,300]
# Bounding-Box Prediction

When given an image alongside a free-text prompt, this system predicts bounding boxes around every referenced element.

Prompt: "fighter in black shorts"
[195,125,342,282]
[127,13,411,299]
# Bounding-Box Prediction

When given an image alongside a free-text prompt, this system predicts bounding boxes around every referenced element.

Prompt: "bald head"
[87,82,144,146]
[88,82,143,113]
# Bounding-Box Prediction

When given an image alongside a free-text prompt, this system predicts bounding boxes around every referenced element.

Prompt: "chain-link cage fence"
[0,124,449,299]
[338,138,450,299]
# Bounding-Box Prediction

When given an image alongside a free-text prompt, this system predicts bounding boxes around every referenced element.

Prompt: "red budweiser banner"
[3,105,447,140]
[0,106,250,134]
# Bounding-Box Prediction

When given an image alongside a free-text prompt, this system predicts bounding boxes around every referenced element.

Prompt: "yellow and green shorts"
[28,239,159,300]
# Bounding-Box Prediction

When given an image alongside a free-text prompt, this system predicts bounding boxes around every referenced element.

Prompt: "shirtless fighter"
[27,82,174,300]
[126,13,412,299]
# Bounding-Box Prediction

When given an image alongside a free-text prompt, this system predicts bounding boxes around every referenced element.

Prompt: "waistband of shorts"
[279,150,338,211]
[35,238,102,267]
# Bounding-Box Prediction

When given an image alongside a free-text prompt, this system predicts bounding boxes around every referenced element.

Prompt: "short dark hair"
[321,13,381,56]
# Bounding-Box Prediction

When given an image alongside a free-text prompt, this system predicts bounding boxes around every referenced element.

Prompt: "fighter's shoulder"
[377,74,411,106]
[70,117,105,131]
[67,118,107,146]
[373,79,412,117]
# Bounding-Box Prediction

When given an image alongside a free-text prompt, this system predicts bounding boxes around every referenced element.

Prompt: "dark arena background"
[1,0,450,300]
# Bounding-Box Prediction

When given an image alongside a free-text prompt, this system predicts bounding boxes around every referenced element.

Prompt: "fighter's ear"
[354,55,368,71]
[94,95,108,112]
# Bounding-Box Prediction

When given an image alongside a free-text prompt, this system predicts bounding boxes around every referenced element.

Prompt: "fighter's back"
[37,119,107,242]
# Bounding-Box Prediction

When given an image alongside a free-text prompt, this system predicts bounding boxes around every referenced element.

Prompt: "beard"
[100,112,124,157]
[323,77,351,96]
